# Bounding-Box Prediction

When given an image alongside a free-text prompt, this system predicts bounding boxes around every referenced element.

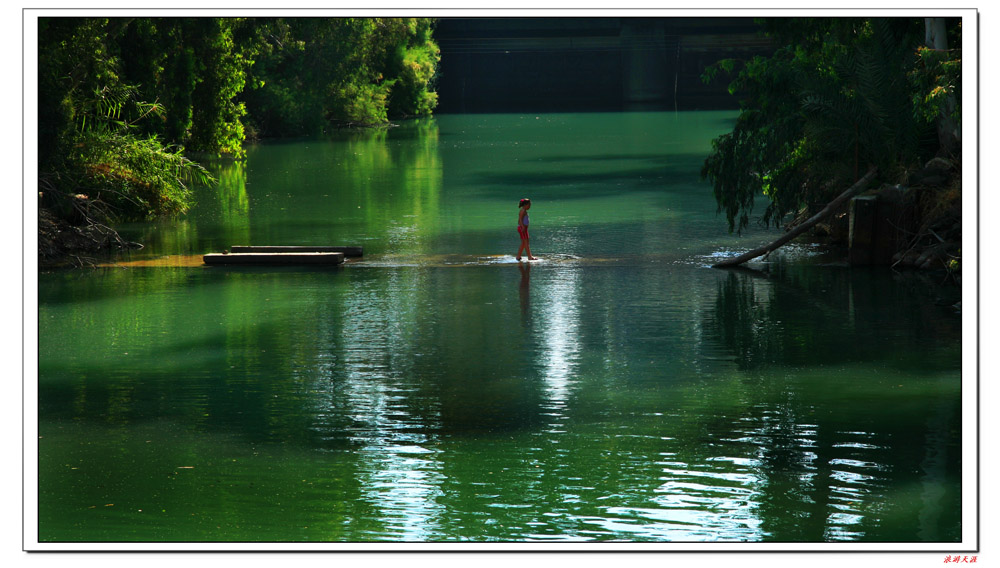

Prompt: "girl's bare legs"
[524,238,537,261]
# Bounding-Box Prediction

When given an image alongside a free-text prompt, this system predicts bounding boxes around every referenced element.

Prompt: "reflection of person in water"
[516,198,537,261]
[518,261,531,322]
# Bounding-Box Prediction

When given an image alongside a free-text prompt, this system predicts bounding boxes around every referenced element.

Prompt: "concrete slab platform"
[230,246,363,257]
[203,252,346,265]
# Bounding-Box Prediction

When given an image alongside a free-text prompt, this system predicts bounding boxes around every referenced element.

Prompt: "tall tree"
[240,17,440,136]
[38,17,214,222]
[38,17,443,224]
[701,17,949,235]
[918,17,961,156]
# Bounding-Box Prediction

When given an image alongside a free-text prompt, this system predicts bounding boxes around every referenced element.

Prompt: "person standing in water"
[517,198,537,261]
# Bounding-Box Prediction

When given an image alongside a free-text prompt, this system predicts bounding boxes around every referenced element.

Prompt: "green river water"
[36,112,964,545]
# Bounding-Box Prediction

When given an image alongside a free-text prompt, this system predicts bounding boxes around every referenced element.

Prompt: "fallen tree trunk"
[713,166,877,268]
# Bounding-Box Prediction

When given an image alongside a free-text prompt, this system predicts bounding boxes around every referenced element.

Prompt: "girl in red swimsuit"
[517,198,537,261]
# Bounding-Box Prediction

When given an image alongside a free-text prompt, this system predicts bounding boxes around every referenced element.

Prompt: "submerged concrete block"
[849,195,877,265]
[849,188,919,266]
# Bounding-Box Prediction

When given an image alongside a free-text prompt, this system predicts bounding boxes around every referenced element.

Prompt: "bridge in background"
[433,17,773,113]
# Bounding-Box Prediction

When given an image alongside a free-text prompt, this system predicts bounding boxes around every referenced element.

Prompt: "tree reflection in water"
[700,263,962,541]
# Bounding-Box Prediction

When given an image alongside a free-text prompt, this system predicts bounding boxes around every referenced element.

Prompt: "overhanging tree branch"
[712,166,877,268]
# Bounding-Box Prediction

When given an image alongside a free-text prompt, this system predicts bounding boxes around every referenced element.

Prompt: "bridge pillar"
[621,19,670,109]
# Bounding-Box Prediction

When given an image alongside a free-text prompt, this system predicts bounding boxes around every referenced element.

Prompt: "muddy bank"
[38,207,141,268]
[808,157,962,275]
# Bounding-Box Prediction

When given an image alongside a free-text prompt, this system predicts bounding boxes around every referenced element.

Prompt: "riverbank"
[38,206,140,269]
[805,156,962,276]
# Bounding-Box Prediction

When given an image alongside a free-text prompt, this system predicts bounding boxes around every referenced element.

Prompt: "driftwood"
[712,166,877,268]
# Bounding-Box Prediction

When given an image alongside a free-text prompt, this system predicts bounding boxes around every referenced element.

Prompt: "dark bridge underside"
[433,17,773,113]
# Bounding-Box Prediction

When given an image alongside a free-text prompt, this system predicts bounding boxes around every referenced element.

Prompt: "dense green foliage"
[241,18,439,136]
[38,17,440,225]
[61,132,213,221]
[38,19,214,221]
[701,18,961,234]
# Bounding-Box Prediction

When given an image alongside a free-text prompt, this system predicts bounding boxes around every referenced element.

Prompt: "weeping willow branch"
[713,166,877,268]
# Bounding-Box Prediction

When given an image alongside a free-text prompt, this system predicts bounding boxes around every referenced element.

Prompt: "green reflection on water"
[37,112,962,544]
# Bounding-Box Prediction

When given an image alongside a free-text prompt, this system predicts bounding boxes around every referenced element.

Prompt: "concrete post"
[849,195,877,265]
